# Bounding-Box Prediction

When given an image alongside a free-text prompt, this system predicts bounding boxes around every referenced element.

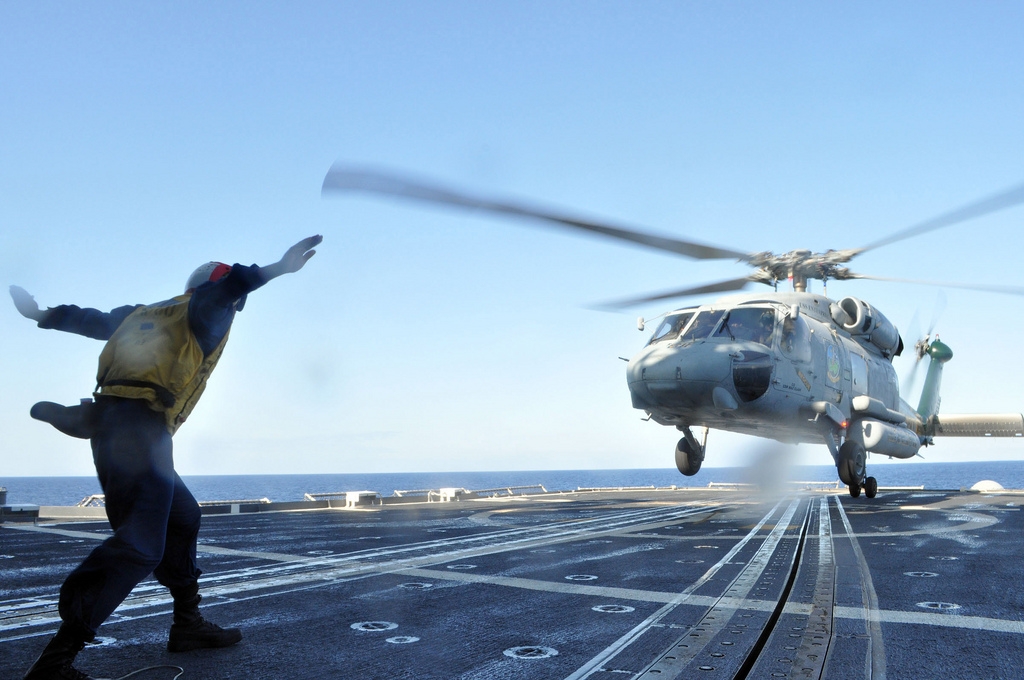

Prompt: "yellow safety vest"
[96,294,229,434]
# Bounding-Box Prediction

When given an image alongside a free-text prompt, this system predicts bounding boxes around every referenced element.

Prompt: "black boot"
[30,401,97,440]
[23,623,95,680]
[167,585,242,653]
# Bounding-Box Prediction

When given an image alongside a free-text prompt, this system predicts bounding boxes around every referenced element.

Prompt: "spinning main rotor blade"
[594,276,758,309]
[849,274,1024,297]
[322,165,750,262]
[856,181,1024,254]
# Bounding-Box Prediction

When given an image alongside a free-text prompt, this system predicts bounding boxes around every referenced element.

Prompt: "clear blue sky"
[2,2,1022,477]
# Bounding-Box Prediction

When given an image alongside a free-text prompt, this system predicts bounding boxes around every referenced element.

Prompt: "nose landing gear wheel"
[848,483,862,498]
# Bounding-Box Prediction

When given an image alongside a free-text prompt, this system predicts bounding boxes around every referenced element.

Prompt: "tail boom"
[926,413,1024,438]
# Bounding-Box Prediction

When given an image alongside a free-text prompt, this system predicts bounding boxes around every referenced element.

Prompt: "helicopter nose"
[627,344,733,409]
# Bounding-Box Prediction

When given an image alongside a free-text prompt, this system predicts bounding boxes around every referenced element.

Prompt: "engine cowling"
[833,297,902,356]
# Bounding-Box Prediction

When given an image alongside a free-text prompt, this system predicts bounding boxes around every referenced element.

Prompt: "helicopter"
[322,166,1024,498]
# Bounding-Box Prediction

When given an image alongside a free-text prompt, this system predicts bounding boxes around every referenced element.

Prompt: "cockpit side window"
[647,311,696,345]
[678,310,725,344]
[713,308,775,347]
[780,313,812,363]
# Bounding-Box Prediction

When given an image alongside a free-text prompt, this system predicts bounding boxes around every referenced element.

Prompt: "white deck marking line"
[562,497,790,680]
[0,503,721,635]
[8,519,1022,645]
[1,506,715,639]
[835,501,998,537]
[4,501,716,564]
[835,497,888,680]
[1,525,111,541]
[5,502,717,595]
[398,566,1024,637]
[188,503,721,590]
[401,567,725,606]
[3,524,311,562]
[832,606,1024,634]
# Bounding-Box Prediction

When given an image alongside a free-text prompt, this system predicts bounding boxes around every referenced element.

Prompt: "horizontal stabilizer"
[931,413,1024,437]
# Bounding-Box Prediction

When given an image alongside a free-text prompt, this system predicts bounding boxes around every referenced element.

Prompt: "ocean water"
[3,461,1024,507]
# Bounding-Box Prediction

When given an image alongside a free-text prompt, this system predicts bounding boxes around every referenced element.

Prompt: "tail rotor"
[902,292,946,401]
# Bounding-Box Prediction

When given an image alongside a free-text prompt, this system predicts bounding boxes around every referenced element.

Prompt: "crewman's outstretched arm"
[187,236,324,356]
[9,285,138,340]
[257,235,323,283]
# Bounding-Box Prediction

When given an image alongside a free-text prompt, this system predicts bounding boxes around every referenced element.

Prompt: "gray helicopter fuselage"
[626,292,905,445]
[321,165,1024,495]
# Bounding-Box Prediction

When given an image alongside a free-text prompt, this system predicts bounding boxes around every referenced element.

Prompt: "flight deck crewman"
[10,235,323,680]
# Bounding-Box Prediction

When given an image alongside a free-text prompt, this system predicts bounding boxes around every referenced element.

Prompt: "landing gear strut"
[836,439,877,498]
[674,426,706,476]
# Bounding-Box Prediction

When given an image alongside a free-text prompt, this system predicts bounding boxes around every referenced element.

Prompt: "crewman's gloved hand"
[9,285,46,322]
[261,235,323,281]
[278,235,323,274]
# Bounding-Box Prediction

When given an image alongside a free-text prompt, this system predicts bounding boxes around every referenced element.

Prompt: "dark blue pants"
[58,397,202,639]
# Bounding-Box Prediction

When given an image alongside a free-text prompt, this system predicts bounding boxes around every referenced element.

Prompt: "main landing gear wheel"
[864,476,878,498]
[675,437,704,477]
[837,441,866,487]
[849,475,878,499]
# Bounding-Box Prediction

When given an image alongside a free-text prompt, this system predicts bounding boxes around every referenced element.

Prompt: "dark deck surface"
[2,487,1023,679]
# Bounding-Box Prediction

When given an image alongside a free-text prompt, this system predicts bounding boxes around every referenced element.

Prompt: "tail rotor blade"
[903,353,927,399]
[901,291,947,401]
[927,290,947,336]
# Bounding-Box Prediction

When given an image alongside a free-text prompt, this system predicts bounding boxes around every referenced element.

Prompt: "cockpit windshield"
[678,310,726,344]
[647,310,696,345]
[713,307,775,347]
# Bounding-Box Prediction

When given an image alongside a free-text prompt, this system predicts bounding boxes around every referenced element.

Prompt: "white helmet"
[185,262,231,293]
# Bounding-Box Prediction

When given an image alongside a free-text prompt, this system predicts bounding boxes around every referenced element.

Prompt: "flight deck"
[2,485,1022,679]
